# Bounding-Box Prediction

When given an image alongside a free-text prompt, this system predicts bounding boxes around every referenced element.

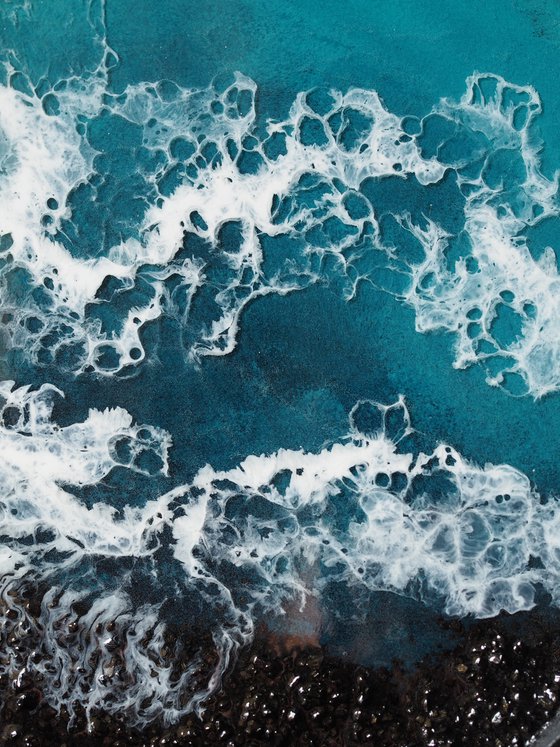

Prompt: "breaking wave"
[1,382,560,725]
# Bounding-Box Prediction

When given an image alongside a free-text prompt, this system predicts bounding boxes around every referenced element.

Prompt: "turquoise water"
[4,0,560,486]
[2,0,560,726]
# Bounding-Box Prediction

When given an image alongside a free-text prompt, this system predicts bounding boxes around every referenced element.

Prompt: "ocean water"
[1,0,560,729]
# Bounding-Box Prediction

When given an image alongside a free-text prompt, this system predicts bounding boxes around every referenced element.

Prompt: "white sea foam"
[1,384,559,725]
[4,52,559,394]
[0,62,442,371]
[395,76,560,397]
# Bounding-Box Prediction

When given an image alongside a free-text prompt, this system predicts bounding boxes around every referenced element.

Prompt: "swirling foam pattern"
[0,51,558,394]
[1,383,560,725]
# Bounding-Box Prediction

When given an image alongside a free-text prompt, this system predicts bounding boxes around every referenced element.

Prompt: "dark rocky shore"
[2,608,560,746]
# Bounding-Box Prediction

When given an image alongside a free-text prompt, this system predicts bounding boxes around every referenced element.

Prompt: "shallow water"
[1,0,560,730]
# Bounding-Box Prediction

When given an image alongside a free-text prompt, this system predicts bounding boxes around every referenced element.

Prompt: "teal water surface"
[2,0,560,716]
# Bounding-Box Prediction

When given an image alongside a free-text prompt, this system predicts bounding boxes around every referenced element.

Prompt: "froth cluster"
[1,57,558,393]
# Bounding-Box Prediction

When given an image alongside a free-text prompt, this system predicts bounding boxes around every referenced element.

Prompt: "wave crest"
[1,60,558,395]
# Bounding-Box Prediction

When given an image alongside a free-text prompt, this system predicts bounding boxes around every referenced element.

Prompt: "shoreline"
[3,605,560,746]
